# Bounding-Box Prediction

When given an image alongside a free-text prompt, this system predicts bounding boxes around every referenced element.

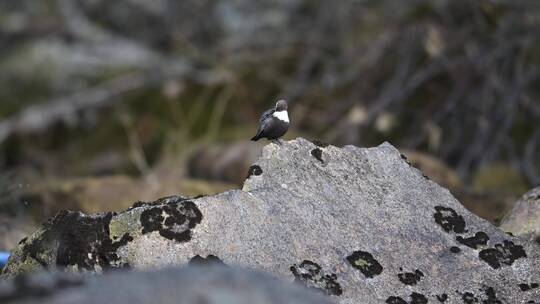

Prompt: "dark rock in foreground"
[3,138,540,303]
[0,266,331,304]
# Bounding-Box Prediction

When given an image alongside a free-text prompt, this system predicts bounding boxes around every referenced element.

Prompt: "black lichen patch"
[19,210,133,271]
[19,237,48,268]
[18,237,28,245]
[290,260,342,296]
[410,292,427,304]
[434,206,466,234]
[386,293,427,304]
[55,212,132,270]
[128,196,187,211]
[188,255,225,267]
[410,292,428,304]
[462,292,479,303]
[100,233,134,269]
[140,200,203,243]
[450,246,461,253]
[456,232,489,249]
[312,139,330,147]
[311,148,324,163]
[478,240,527,269]
[398,269,424,286]
[346,251,383,278]
[483,287,502,304]
[400,153,413,166]
[247,165,263,178]
[140,207,165,233]
[519,283,539,292]
[386,297,408,304]
[436,294,448,302]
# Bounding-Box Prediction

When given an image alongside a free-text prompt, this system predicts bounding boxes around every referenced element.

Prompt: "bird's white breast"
[273,110,289,123]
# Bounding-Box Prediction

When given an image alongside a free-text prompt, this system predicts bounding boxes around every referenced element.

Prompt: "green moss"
[0,229,49,278]
[109,213,141,241]
[352,258,369,268]
[1,257,44,279]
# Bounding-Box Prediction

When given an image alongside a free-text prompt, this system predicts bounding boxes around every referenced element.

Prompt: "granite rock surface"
[3,138,540,303]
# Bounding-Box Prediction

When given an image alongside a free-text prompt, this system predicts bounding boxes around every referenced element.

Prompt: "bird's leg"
[274,139,283,146]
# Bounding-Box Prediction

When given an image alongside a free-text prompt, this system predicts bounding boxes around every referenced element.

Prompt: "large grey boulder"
[0,266,332,304]
[3,138,540,303]
[500,187,540,240]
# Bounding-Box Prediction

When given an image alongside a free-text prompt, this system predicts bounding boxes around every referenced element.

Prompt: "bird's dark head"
[275,100,288,111]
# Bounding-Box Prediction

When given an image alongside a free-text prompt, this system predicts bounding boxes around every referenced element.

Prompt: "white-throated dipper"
[251,99,290,143]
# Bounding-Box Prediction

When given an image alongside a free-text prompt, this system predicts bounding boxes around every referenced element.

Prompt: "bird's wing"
[259,108,275,124]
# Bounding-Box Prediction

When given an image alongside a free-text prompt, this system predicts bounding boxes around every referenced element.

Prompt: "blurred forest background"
[0,0,539,250]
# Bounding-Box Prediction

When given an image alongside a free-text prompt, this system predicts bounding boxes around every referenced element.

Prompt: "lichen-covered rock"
[500,187,540,240]
[3,138,540,304]
[0,266,332,304]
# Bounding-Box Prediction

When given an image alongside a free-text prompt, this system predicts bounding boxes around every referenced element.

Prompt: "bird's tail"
[251,129,263,141]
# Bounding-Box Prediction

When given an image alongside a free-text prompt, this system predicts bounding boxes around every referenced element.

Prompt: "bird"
[251,99,290,143]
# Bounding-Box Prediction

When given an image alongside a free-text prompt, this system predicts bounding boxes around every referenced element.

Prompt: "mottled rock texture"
[3,138,540,303]
[0,266,331,304]
[501,187,540,240]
